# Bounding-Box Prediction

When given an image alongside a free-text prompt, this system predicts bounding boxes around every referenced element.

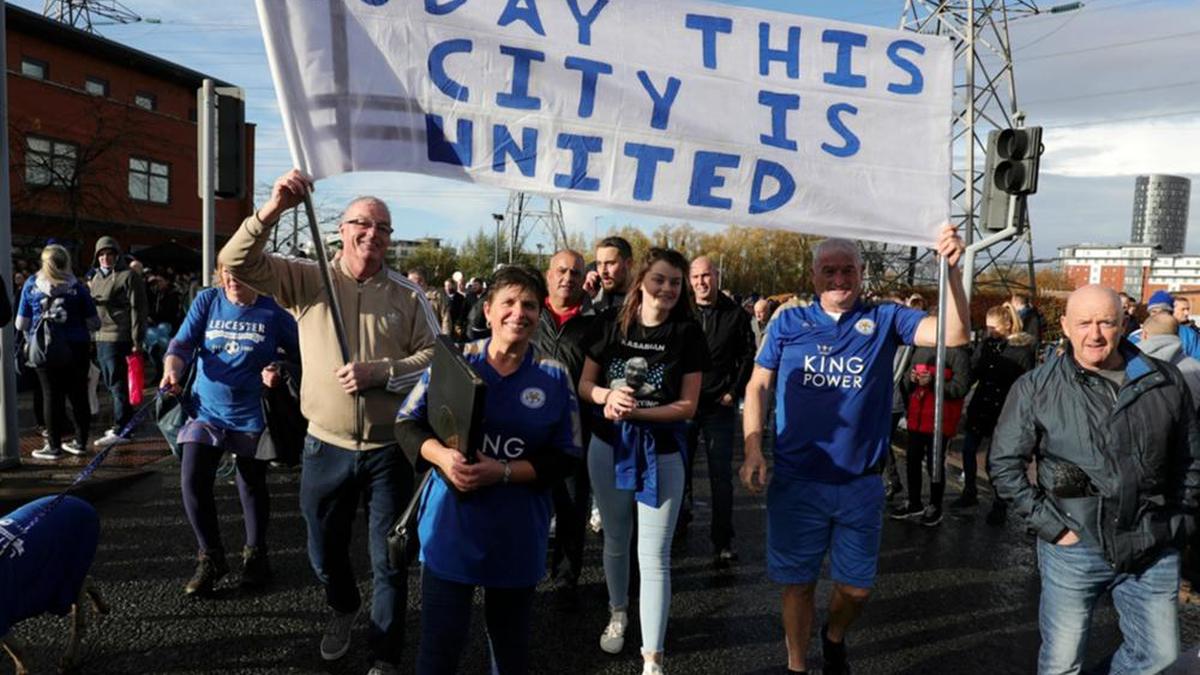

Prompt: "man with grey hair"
[220,170,438,675]
[991,284,1200,674]
[741,226,969,674]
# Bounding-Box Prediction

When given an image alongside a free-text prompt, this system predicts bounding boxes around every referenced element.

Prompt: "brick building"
[1058,243,1200,312]
[6,4,254,271]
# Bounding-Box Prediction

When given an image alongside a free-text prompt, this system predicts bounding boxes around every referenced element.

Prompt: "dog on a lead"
[1,495,106,674]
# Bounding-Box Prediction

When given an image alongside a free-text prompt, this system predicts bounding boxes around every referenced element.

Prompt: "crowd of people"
[3,167,1199,675]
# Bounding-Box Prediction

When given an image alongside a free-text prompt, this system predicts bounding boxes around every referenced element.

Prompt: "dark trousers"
[416,568,535,675]
[886,411,904,487]
[36,346,91,447]
[550,429,591,583]
[180,442,270,555]
[96,340,132,429]
[905,431,946,510]
[299,435,413,665]
[683,405,737,550]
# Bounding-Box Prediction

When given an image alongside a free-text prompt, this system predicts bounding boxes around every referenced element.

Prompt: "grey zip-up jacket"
[1138,333,1200,406]
[989,342,1200,573]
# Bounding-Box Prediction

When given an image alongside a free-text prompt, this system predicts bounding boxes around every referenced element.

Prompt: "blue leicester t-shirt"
[397,339,582,588]
[169,288,299,433]
[1,495,100,636]
[757,299,926,483]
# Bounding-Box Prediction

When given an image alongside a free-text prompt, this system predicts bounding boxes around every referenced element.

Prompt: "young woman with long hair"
[579,247,710,675]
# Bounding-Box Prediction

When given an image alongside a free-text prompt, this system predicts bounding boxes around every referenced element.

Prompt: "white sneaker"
[63,439,87,456]
[93,429,129,448]
[589,506,603,534]
[599,608,627,654]
[32,443,64,460]
[642,661,665,675]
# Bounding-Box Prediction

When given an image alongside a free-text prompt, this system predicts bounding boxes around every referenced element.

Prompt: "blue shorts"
[766,473,885,589]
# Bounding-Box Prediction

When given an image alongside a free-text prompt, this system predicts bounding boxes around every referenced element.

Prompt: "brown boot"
[239,546,272,589]
[184,550,229,596]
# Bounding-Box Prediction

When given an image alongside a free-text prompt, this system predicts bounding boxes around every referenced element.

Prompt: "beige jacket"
[219,215,438,450]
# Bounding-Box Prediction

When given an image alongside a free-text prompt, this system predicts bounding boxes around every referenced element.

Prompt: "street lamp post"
[491,213,504,269]
[536,243,544,269]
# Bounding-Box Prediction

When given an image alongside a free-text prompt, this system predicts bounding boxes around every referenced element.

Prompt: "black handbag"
[155,360,197,458]
[387,470,432,569]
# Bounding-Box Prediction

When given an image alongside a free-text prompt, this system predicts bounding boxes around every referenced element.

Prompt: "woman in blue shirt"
[396,265,581,675]
[160,263,298,596]
[15,244,100,461]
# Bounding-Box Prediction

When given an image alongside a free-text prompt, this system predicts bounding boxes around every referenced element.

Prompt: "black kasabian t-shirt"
[587,316,711,452]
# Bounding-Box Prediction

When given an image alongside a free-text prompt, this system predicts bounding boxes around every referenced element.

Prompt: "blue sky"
[15,0,1200,261]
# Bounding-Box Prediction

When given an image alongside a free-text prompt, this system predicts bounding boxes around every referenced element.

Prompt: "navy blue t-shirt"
[397,339,582,588]
[757,299,926,483]
[167,288,298,433]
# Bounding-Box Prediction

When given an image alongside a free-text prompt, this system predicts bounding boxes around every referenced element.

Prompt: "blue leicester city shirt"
[1,496,100,636]
[757,299,926,483]
[168,288,299,433]
[398,339,582,588]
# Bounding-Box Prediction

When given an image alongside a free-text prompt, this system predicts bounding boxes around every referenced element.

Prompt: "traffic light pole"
[963,194,1022,301]
[0,7,21,470]
[200,79,216,287]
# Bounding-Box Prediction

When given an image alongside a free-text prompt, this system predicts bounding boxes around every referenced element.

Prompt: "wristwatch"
[500,459,511,484]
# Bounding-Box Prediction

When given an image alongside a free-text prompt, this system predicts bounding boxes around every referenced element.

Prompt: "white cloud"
[1043,118,1200,177]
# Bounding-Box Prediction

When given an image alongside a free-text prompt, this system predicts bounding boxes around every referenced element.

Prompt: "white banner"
[256,0,953,247]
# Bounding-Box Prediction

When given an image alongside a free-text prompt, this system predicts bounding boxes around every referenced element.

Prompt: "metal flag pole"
[302,193,351,365]
[932,256,949,484]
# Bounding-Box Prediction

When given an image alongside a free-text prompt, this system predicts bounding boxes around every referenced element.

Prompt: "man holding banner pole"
[741,225,968,674]
[219,169,438,674]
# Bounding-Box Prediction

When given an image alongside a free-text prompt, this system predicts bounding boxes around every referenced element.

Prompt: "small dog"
[1,495,105,674]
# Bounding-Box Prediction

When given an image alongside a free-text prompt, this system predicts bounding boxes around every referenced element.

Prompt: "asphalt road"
[8,448,1200,675]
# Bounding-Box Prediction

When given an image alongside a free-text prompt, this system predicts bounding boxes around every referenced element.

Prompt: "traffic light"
[215,88,246,199]
[981,130,1012,232]
[992,126,1043,195]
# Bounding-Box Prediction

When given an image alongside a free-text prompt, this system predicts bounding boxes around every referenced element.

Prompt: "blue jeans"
[96,341,132,428]
[416,568,535,675]
[299,435,414,664]
[685,406,737,550]
[588,437,685,653]
[1037,539,1179,674]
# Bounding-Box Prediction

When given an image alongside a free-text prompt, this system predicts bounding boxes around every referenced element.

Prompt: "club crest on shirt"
[224,341,243,355]
[520,387,546,409]
[854,318,876,336]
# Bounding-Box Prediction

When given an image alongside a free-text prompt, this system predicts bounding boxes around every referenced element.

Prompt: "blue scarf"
[614,419,688,507]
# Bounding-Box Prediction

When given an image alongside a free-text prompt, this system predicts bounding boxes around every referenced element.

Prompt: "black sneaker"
[185,551,229,596]
[821,624,849,675]
[950,493,978,509]
[240,546,272,588]
[888,503,924,521]
[919,506,944,527]
[985,503,1007,526]
[549,574,580,611]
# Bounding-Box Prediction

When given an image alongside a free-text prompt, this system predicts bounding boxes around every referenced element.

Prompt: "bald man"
[990,284,1200,674]
[683,256,755,565]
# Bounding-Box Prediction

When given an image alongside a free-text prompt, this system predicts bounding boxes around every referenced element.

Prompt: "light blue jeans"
[588,437,685,654]
[1037,538,1179,674]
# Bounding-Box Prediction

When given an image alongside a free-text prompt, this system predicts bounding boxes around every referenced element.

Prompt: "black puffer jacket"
[533,297,599,390]
[696,294,755,412]
[989,342,1200,573]
[964,332,1036,435]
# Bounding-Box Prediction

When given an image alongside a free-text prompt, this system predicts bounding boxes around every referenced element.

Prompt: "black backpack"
[25,298,72,369]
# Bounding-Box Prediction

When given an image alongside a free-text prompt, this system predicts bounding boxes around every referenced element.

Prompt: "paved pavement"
[6,435,1200,674]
